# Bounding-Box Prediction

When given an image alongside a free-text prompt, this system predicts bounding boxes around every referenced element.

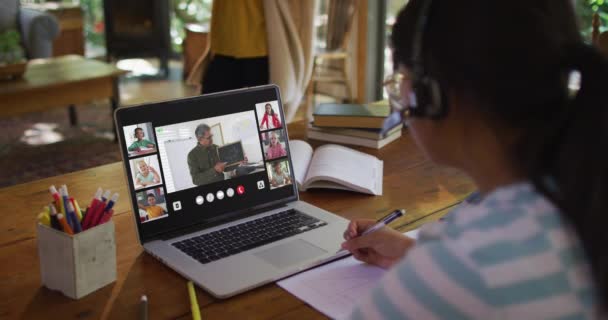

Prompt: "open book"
[289,140,383,195]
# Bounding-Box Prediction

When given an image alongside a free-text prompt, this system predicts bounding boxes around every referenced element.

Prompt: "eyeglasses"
[201,134,213,140]
[382,72,411,133]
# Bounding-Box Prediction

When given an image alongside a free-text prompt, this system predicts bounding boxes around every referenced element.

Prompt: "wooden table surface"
[0,55,126,118]
[0,121,476,319]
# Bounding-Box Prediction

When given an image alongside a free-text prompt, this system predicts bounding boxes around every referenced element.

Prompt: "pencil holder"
[36,221,117,299]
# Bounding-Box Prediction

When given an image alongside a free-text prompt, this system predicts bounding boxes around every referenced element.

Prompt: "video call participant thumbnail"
[134,158,161,189]
[138,193,167,220]
[187,124,249,186]
[268,160,292,189]
[259,103,282,130]
[264,131,287,160]
[128,127,156,152]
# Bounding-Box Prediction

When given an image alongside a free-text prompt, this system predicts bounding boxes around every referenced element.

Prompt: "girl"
[135,160,161,188]
[260,103,281,130]
[265,131,287,160]
[342,1,607,318]
[270,161,291,188]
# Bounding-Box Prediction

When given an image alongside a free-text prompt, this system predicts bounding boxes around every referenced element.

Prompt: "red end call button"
[236,185,245,195]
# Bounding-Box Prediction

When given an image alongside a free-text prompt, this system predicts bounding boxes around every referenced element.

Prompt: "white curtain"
[264,0,317,122]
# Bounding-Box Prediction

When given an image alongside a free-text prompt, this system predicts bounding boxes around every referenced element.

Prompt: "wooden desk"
[0,55,126,129]
[0,122,476,319]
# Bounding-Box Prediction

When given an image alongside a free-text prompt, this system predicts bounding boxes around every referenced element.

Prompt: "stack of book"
[308,101,403,149]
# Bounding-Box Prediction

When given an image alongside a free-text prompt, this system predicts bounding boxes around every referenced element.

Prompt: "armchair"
[0,0,59,60]
[19,7,60,59]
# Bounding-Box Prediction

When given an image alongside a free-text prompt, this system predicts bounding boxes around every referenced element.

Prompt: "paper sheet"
[277,229,419,319]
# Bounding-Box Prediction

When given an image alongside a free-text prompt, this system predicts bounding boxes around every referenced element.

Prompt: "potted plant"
[0,29,27,79]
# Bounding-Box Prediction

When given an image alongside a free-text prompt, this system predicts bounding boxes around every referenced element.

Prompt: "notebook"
[277,229,420,319]
[115,85,351,298]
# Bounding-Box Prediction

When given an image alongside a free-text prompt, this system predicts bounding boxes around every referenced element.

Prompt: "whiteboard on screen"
[164,138,198,191]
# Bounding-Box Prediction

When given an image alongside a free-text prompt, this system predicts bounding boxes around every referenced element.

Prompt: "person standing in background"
[188,1,317,122]
[201,0,269,94]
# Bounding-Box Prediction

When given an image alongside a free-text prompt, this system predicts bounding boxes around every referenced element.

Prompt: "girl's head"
[136,160,149,175]
[391,0,608,310]
[390,0,583,166]
[273,161,282,173]
[265,103,274,115]
[270,132,279,146]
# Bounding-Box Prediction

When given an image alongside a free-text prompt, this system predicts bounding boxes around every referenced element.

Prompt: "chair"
[0,0,59,59]
[308,0,357,108]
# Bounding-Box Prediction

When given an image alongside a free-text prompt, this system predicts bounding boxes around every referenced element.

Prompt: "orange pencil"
[57,213,74,235]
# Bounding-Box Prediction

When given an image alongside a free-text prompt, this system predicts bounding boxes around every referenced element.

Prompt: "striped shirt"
[348,182,597,319]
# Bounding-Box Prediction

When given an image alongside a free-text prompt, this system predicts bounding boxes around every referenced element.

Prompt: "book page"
[304,144,382,195]
[277,229,419,319]
[288,140,314,188]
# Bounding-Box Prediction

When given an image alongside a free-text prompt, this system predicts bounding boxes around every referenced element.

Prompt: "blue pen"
[103,193,119,213]
[67,202,82,233]
[101,190,111,202]
[60,186,76,230]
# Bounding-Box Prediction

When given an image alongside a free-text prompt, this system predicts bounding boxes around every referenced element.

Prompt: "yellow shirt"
[210,0,268,58]
[146,206,165,218]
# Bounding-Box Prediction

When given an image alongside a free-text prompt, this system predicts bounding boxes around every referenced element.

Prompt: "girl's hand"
[341,219,415,269]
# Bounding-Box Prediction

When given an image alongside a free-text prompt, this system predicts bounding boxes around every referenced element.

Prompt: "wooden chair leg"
[68,105,77,126]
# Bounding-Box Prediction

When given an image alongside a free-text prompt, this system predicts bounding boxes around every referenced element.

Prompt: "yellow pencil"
[37,212,50,226]
[187,281,201,320]
[73,199,83,221]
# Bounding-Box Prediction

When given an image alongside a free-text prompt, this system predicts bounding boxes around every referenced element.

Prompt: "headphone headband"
[411,0,434,77]
[409,0,448,119]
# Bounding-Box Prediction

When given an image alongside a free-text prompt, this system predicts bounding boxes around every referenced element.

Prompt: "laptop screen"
[115,86,297,242]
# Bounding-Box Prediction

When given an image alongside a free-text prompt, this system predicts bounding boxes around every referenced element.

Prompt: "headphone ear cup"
[412,77,447,119]
[426,77,447,118]
[411,78,431,117]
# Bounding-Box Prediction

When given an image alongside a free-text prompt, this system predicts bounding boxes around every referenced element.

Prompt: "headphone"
[409,0,448,119]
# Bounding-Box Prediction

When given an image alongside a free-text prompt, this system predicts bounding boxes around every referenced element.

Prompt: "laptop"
[114,85,350,298]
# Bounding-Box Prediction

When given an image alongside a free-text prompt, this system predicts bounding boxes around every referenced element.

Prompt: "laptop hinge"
[151,202,291,241]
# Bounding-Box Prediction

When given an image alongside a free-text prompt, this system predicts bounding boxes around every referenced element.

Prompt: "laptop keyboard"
[172,209,328,264]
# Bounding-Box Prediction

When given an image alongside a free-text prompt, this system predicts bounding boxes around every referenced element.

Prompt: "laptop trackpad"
[254,239,327,269]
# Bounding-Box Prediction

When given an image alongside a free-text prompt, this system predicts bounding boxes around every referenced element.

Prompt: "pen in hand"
[338,209,406,253]
[360,209,406,236]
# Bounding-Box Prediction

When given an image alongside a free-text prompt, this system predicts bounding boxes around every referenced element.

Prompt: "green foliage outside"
[170,0,213,52]
[576,0,608,41]
[49,0,212,54]
[79,0,104,49]
[0,29,25,64]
